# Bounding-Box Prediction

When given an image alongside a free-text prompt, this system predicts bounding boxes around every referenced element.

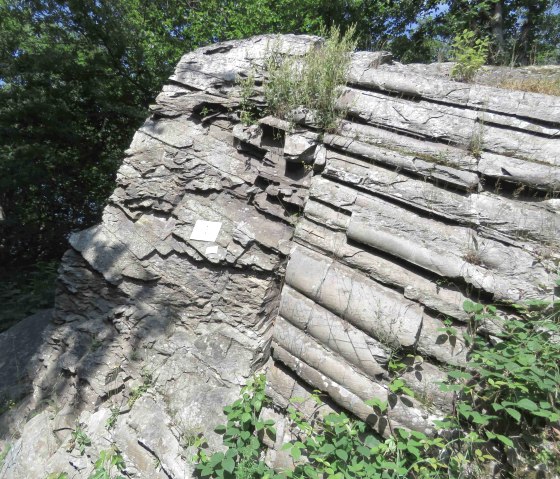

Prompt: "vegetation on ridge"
[195,298,560,479]
[1,1,559,331]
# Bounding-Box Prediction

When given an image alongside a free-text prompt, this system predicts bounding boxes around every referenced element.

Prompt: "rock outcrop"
[1,35,558,478]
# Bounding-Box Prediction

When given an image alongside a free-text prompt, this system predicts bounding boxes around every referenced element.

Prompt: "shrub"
[196,294,560,478]
[442,299,560,474]
[88,447,127,479]
[194,374,278,479]
[263,25,356,131]
[451,30,489,82]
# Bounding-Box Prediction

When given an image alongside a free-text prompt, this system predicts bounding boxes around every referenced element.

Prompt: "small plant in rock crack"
[88,447,127,479]
[106,406,120,430]
[386,352,417,398]
[436,318,460,349]
[127,369,153,408]
[67,423,91,455]
[237,71,261,126]
[194,374,278,479]
[264,25,356,131]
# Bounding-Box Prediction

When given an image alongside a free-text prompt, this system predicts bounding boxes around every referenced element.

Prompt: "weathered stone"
[339,88,560,166]
[347,193,555,300]
[324,133,480,190]
[3,35,559,479]
[1,412,60,479]
[293,216,470,322]
[0,310,53,405]
[349,62,560,125]
[280,285,390,376]
[285,246,424,348]
[322,152,559,247]
[283,131,319,162]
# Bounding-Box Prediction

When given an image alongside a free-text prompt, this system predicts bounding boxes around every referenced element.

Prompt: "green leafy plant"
[237,72,260,126]
[450,30,489,82]
[182,430,206,453]
[264,25,356,131]
[68,424,91,456]
[387,352,418,398]
[127,370,153,408]
[88,447,127,479]
[106,406,120,430]
[440,299,560,473]
[195,374,278,479]
[197,379,448,479]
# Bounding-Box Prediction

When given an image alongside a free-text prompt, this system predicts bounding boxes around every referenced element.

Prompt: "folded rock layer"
[1,35,558,478]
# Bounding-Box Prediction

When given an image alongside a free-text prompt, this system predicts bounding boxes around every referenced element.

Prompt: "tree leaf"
[505,408,521,422]
[516,398,538,411]
[222,456,235,473]
[335,449,348,461]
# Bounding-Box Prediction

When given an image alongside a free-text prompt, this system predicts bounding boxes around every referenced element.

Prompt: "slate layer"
[1,35,558,478]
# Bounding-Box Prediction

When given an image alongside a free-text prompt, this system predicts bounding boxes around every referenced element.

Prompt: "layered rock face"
[1,35,559,478]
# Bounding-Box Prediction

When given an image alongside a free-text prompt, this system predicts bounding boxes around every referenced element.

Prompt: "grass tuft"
[264,25,356,131]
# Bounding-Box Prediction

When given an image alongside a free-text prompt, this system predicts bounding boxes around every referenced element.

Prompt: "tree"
[0,0,438,274]
[404,1,560,65]
[0,0,192,270]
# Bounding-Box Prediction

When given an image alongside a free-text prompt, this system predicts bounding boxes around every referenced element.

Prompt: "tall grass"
[264,25,356,131]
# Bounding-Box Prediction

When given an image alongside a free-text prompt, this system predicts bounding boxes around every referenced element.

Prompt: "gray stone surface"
[0,310,53,404]
[340,87,560,165]
[2,35,558,478]
[348,61,560,125]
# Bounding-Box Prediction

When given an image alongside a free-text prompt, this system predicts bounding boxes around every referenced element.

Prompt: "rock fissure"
[1,34,559,478]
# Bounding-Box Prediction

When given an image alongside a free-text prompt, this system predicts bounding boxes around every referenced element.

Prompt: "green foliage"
[195,374,279,479]
[88,447,127,479]
[106,406,120,430]
[238,72,259,126]
[69,424,92,456]
[400,1,559,66]
[441,299,560,473]
[264,25,356,131]
[185,0,430,53]
[451,30,489,82]
[127,370,153,408]
[0,0,185,269]
[50,447,126,479]
[283,401,449,479]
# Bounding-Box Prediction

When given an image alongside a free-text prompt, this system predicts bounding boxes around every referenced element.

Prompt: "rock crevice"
[1,35,558,478]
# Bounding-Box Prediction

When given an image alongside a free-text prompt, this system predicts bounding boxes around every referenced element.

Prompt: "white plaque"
[190,220,222,242]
